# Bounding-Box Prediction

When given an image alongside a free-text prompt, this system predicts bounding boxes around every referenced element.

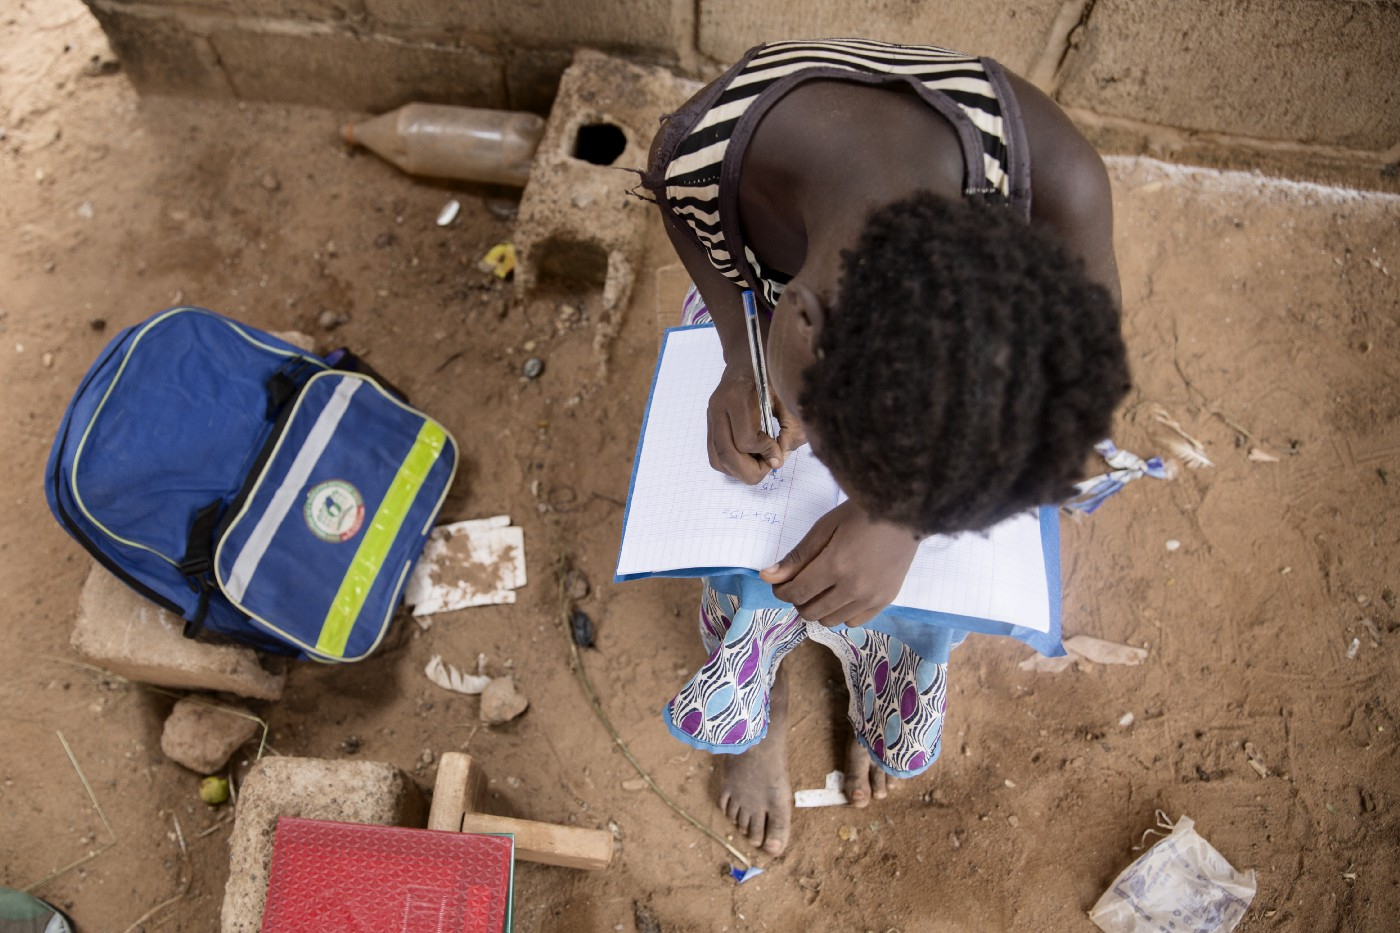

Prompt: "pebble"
[318,310,347,330]
[76,201,94,220]
[570,609,595,648]
[261,172,280,191]
[838,825,857,842]
[479,676,529,724]
[1165,539,1181,551]
[564,568,590,600]
[161,698,259,773]
[522,357,544,379]
[484,197,518,220]
[621,777,648,792]
[419,748,435,767]
[436,199,461,227]
[42,352,54,368]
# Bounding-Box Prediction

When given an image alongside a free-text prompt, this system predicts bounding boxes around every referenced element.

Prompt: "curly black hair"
[799,191,1129,536]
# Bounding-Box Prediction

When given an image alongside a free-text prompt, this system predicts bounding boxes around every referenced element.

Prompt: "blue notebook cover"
[615,325,1064,657]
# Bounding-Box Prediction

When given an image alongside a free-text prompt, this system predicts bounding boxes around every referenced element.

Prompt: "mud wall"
[83,0,1400,189]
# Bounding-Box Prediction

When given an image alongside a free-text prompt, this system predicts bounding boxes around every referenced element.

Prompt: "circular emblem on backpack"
[304,480,365,543]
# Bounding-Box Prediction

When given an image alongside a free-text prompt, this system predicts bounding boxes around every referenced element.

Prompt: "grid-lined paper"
[617,326,1051,633]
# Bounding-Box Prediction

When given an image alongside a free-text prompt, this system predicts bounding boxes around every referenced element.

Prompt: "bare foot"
[844,735,892,808]
[718,666,792,855]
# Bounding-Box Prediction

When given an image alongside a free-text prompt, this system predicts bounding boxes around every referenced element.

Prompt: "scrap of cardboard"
[405,516,526,615]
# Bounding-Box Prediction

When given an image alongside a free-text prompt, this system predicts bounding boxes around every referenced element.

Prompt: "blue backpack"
[45,307,459,661]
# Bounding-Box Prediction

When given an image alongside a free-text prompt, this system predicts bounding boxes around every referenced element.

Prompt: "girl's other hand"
[759,500,920,627]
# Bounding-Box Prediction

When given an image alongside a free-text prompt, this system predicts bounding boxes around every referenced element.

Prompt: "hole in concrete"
[572,123,628,166]
[536,237,609,291]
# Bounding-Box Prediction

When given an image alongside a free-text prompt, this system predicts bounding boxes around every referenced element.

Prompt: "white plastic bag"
[1090,813,1257,933]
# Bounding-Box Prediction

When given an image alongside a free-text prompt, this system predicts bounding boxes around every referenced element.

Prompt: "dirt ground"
[3,2,1399,931]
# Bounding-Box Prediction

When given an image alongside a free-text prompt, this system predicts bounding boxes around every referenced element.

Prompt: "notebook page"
[896,511,1051,632]
[616,327,840,576]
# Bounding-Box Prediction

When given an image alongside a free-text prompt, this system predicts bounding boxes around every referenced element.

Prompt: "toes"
[747,812,768,848]
[845,744,872,808]
[844,771,872,808]
[762,810,790,856]
[872,768,889,800]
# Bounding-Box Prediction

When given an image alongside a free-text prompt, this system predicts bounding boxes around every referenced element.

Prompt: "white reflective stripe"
[224,377,361,601]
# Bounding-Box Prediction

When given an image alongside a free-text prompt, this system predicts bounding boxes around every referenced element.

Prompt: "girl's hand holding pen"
[707,362,803,484]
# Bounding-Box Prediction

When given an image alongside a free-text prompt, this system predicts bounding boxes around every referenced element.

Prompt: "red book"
[259,817,514,932]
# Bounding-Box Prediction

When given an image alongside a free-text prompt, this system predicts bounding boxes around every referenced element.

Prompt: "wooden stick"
[427,752,486,832]
[458,813,613,871]
[429,752,613,870]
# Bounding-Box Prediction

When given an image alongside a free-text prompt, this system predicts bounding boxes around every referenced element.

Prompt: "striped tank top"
[643,38,1031,309]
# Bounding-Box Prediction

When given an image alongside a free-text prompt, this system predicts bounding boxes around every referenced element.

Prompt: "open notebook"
[615,324,1063,655]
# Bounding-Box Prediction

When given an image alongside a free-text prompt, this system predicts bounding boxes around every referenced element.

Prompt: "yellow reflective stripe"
[316,422,447,657]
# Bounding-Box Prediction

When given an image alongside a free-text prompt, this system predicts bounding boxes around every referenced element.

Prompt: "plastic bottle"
[342,104,546,187]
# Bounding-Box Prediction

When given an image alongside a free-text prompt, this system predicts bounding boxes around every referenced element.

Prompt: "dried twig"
[121,858,191,932]
[171,815,187,858]
[195,814,234,839]
[22,732,118,892]
[553,556,753,869]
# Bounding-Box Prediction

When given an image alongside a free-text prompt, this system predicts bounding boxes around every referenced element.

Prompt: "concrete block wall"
[84,0,1400,189]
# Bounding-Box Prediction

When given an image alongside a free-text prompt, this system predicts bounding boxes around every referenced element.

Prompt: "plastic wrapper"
[1090,814,1256,933]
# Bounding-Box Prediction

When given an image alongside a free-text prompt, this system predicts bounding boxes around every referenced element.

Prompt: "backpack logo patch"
[305,479,365,542]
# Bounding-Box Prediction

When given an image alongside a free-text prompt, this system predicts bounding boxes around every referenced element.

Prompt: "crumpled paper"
[424,654,490,695]
[1019,635,1149,672]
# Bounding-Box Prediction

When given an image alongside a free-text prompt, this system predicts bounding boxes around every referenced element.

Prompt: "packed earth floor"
[3,1,1400,930]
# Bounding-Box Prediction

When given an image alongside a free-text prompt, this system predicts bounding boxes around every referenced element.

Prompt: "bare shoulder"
[647,72,729,173]
[1002,71,1111,227]
[1002,70,1121,303]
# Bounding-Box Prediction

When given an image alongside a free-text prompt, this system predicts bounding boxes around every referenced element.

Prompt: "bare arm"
[649,127,789,482]
[1005,72,1122,309]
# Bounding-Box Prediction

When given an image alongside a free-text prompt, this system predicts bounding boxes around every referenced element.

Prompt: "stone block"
[361,0,690,60]
[695,0,1065,74]
[211,27,506,112]
[1057,0,1400,151]
[359,0,494,37]
[506,47,576,115]
[72,564,286,700]
[92,0,360,21]
[220,757,427,933]
[161,697,261,773]
[85,3,231,97]
[513,51,699,366]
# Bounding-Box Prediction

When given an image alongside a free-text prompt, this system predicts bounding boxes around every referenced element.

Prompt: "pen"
[742,290,780,441]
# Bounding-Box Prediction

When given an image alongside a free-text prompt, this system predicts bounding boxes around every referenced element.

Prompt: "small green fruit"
[200,775,230,806]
